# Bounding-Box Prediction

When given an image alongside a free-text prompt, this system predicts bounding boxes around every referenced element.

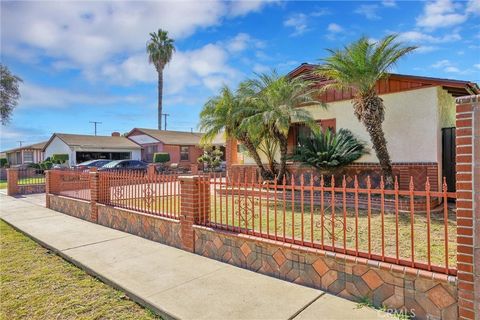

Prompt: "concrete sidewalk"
[0,193,389,320]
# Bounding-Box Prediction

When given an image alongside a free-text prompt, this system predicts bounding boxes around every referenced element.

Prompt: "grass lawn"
[0,178,45,190]
[0,220,161,320]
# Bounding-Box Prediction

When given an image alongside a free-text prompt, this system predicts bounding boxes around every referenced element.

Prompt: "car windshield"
[102,160,123,168]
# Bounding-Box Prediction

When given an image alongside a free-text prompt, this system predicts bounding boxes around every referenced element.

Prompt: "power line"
[89,121,102,136]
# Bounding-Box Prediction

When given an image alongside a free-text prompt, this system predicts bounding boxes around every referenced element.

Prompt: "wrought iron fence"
[51,169,91,201]
[17,168,45,185]
[98,170,180,219]
[198,172,457,275]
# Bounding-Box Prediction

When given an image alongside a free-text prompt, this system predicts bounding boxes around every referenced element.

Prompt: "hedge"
[153,152,170,163]
[51,154,69,164]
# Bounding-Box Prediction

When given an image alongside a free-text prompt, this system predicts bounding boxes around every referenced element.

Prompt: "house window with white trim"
[23,151,33,163]
[180,146,189,161]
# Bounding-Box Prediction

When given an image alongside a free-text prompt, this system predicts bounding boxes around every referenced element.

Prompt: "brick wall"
[230,162,440,191]
[455,95,479,320]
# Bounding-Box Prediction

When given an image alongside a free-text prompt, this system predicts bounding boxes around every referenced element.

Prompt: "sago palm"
[147,29,175,130]
[291,128,368,172]
[199,85,269,178]
[316,35,416,187]
[241,71,322,181]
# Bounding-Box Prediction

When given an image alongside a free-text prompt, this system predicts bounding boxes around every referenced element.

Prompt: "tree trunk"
[158,69,163,130]
[240,137,274,180]
[276,134,288,183]
[354,93,394,188]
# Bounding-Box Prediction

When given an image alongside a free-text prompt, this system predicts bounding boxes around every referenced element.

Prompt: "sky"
[1,0,479,150]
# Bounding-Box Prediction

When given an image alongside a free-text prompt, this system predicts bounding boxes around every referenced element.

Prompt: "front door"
[442,127,456,192]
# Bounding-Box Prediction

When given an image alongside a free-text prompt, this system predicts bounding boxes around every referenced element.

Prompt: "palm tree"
[316,35,416,187]
[241,71,322,181]
[147,29,175,130]
[199,85,270,179]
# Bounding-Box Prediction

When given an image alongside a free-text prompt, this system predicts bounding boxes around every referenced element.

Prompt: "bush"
[198,146,223,172]
[40,161,53,170]
[290,129,368,171]
[0,158,8,168]
[51,154,69,164]
[153,152,170,163]
[28,163,41,169]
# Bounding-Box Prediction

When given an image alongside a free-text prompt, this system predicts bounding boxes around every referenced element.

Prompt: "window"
[23,151,33,163]
[180,146,189,161]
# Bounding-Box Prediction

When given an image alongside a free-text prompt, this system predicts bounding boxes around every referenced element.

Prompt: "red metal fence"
[198,172,457,275]
[98,170,180,219]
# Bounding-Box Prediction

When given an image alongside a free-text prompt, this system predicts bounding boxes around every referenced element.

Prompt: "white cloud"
[225,33,264,54]
[416,45,439,53]
[327,23,343,33]
[474,64,480,69]
[466,0,480,15]
[397,31,462,43]
[98,42,241,94]
[416,0,467,29]
[228,0,278,17]
[355,5,380,20]
[432,59,452,68]
[431,59,470,74]
[253,63,270,74]
[382,0,397,7]
[19,82,143,108]
[1,1,271,72]
[284,13,309,36]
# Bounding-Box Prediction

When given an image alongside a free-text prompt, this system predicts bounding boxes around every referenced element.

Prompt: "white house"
[43,133,142,166]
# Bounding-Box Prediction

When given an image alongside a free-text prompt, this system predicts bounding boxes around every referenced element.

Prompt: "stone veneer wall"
[48,194,92,221]
[97,205,182,249]
[194,226,458,320]
[18,184,46,195]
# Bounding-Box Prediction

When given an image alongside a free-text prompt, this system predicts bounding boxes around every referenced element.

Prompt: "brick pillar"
[225,138,238,175]
[179,175,210,252]
[89,168,99,222]
[45,170,51,208]
[147,164,156,176]
[6,168,19,196]
[455,95,480,320]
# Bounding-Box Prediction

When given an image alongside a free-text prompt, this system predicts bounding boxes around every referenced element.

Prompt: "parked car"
[74,159,111,170]
[98,160,148,171]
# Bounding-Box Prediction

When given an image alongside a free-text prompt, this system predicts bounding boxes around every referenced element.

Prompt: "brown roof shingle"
[129,128,204,145]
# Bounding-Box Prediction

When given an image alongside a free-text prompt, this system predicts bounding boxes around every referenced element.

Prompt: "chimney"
[111,132,120,137]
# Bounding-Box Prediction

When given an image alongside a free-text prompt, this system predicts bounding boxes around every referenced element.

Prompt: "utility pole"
[17,140,24,147]
[161,113,170,130]
[89,121,102,136]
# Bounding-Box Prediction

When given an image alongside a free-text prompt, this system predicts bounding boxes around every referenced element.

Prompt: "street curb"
[1,217,178,320]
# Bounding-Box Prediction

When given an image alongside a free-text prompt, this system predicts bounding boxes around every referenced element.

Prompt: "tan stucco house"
[3,141,47,165]
[228,63,480,191]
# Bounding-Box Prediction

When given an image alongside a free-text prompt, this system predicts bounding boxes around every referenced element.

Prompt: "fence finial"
[320,175,324,187]
[330,175,335,188]
[442,177,448,193]
[342,175,346,188]
[380,176,384,190]
[366,175,371,189]
[425,177,431,192]
[394,176,399,190]
[354,175,358,189]
[409,176,414,191]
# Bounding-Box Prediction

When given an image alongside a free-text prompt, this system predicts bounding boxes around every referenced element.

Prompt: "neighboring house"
[3,141,47,165]
[43,133,142,166]
[126,128,225,167]
[228,63,480,191]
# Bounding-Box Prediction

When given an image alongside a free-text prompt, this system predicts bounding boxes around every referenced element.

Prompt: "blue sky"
[1,0,479,150]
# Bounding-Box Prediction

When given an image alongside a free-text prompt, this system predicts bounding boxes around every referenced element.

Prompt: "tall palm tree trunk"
[157,69,163,130]
[356,94,394,188]
[276,134,288,183]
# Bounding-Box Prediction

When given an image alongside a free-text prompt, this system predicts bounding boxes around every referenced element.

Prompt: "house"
[227,63,480,191]
[3,141,47,165]
[126,128,226,168]
[43,133,142,166]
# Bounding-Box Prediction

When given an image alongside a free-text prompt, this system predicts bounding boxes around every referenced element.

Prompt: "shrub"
[51,154,69,164]
[153,152,170,163]
[198,146,223,172]
[290,129,368,171]
[0,158,8,168]
[40,161,53,170]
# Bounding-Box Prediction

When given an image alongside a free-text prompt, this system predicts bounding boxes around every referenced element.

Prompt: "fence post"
[6,168,19,196]
[45,170,51,208]
[147,164,156,176]
[179,175,210,252]
[89,168,99,222]
[455,95,479,320]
